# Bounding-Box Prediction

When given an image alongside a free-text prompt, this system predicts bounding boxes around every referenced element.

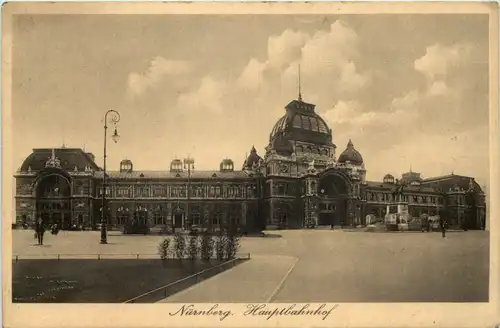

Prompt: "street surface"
[12,229,489,302]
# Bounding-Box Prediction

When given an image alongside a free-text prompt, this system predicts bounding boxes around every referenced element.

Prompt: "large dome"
[338,140,363,166]
[269,99,332,146]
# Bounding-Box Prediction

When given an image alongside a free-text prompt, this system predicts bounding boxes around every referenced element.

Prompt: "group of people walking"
[33,219,60,245]
[420,214,447,238]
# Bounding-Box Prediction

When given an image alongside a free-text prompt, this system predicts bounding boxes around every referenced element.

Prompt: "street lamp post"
[100,109,121,244]
[183,156,195,230]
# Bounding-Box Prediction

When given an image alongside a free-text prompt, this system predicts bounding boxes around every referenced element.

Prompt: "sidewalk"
[158,255,298,303]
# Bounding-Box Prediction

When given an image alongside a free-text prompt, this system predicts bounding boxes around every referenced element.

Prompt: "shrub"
[158,237,172,260]
[199,231,215,261]
[173,233,186,259]
[215,229,227,261]
[187,232,199,260]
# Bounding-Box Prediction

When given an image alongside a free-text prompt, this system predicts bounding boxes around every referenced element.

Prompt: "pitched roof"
[19,148,100,172]
[94,170,253,180]
[421,174,483,193]
[365,181,437,193]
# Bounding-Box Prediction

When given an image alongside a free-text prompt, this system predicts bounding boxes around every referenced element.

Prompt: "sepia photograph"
[2,2,499,328]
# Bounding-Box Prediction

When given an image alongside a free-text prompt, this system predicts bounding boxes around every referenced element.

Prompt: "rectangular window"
[99,187,111,196]
[153,213,165,225]
[117,187,131,198]
[277,184,286,195]
[117,215,129,225]
[153,186,165,197]
[192,212,201,225]
[212,213,221,226]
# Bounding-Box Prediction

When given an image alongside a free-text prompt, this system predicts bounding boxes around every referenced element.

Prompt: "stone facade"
[14,97,487,231]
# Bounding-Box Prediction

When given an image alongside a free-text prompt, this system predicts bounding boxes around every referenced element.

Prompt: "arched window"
[277,183,286,195]
[212,212,221,226]
[310,181,316,194]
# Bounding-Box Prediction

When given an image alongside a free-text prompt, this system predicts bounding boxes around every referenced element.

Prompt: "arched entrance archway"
[34,173,72,229]
[318,172,351,227]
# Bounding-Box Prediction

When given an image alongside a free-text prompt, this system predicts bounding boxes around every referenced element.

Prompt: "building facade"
[14,96,487,232]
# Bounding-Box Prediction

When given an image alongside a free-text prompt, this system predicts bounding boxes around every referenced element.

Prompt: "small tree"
[199,231,214,261]
[174,232,186,259]
[158,237,172,260]
[215,229,227,261]
[187,232,199,260]
[225,227,241,260]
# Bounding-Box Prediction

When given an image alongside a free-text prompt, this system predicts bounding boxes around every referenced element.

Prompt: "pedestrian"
[439,217,446,238]
[420,214,428,232]
[35,218,45,245]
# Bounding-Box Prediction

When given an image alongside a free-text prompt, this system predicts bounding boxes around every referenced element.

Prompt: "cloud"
[414,43,474,81]
[121,22,488,182]
[160,20,371,150]
[127,57,192,97]
[267,29,310,69]
[367,126,489,187]
[176,76,226,115]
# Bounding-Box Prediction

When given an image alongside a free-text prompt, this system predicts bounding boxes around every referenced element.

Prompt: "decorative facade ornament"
[75,202,86,208]
[350,166,360,180]
[307,159,316,174]
[74,165,78,172]
[28,165,32,173]
[468,178,474,191]
[45,149,62,169]
[326,155,336,168]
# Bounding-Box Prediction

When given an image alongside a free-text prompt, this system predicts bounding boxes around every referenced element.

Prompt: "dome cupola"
[220,158,234,172]
[269,98,333,147]
[120,159,133,173]
[338,140,363,166]
[383,174,395,184]
[170,159,183,173]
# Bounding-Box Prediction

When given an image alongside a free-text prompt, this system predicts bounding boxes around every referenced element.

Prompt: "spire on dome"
[347,139,354,148]
[298,64,302,101]
[45,148,62,169]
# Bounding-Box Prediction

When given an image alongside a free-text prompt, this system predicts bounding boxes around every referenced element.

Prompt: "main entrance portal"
[35,173,72,229]
[318,173,350,227]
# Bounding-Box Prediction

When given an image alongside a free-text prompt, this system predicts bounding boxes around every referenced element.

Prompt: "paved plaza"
[12,229,489,302]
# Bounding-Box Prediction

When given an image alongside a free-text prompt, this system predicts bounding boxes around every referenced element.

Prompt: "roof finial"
[298,64,302,101]
[410,164,412,173]
[62,123,66,148]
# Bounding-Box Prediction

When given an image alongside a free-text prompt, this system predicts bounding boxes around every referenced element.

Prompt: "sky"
[11,14,490,187]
